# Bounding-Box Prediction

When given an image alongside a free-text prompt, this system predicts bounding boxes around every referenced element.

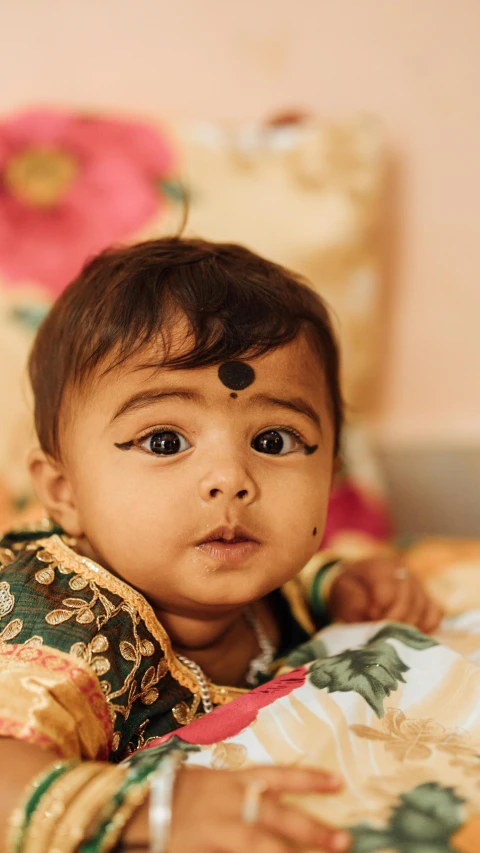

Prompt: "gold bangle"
[22,763,106,853]
[6,761,77,853]
[49,765,126,853]
[95,774,151,853]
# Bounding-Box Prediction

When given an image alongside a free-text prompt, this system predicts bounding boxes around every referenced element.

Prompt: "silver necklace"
[244,605,277,686]
[176,605,276,715]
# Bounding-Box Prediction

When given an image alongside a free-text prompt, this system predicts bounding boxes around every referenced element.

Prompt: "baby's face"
[60,333,337,617]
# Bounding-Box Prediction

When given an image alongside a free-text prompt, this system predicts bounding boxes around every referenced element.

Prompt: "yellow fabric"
[162,115,384,415]
[0,643,112,759]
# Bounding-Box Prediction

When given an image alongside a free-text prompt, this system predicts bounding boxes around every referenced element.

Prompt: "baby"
[0,238,441,853]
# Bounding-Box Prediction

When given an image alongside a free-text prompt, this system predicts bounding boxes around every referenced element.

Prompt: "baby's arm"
[0,739,352,853]
[301,551,442,633]
[0,739,57,853]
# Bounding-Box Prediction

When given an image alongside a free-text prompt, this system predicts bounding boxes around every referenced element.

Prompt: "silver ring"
[241,779,268,825]
[394,567,409,580]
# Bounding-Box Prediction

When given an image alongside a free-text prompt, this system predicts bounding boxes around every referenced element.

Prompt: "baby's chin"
[168,574,278,614]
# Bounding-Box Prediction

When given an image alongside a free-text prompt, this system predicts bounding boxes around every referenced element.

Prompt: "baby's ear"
[28,448,84,537]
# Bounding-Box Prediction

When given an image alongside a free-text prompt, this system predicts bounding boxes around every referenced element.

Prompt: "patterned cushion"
[0,109,384,526]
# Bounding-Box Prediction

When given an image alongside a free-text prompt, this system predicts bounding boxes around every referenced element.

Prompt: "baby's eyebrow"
[248,393,322,430]
[110,389,203,423]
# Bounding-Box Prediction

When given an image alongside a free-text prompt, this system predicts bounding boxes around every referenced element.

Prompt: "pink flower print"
[0,109,177,294]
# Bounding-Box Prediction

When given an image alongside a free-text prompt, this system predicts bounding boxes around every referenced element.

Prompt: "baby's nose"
[198,462,257,505]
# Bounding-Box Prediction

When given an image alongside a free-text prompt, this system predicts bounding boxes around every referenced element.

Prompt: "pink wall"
[2,0,479,446]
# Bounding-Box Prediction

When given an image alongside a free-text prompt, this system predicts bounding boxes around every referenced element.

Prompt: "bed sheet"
[140,539,480,853]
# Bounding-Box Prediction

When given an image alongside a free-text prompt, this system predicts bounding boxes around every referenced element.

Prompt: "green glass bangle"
[79,749,171,853]
[310,560,341,625]
[8,759,79,853]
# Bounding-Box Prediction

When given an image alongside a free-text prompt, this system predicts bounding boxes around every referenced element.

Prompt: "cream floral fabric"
[141,544,480,853]
[160,115,385,415]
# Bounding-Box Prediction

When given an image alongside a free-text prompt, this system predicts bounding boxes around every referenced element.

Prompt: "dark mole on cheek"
[218,361,255,391]
[304,444,318,456]
[230,392,238,399]
[313,527,317,536]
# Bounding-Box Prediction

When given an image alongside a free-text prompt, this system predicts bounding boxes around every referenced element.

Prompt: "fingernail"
[332,830,351,851]
[328,773,344,785]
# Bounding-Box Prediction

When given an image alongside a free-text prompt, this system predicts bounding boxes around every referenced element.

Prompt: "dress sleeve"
[0,643,112,760]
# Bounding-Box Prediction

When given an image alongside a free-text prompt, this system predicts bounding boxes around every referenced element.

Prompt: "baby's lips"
[196,523,260,546]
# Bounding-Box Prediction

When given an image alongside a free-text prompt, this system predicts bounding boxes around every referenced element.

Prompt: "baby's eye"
[252,429,302,455]
[140,430,190,456]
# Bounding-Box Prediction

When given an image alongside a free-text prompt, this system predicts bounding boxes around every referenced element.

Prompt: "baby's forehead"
[65,330,327,427]
[102,331,324,384]
[60,334,332,456]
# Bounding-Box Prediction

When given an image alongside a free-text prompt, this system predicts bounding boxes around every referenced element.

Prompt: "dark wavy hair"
[29,237,343,458]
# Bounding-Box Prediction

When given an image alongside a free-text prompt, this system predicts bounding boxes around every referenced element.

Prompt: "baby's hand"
[170,765,351,853]
[328,557,443,633]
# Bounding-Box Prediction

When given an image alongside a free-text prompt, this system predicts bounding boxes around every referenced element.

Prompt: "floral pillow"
[0,108,385,532]
[0,108,181,522]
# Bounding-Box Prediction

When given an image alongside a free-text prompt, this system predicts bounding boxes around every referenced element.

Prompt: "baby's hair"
[28,237,343,458]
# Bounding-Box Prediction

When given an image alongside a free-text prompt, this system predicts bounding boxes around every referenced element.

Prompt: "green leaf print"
[308,621,437,717]
[369,623,438,651]
[285,637,328,668]
[309,643,408,717]
[349,783,465,853]
[348,826,395,853]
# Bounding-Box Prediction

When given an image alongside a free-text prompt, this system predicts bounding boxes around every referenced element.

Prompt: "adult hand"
[169,765,351,853]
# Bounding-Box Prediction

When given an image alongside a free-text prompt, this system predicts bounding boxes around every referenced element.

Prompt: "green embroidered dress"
[0,523,314,762]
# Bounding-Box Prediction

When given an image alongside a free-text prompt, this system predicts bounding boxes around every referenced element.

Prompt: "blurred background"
[0,0,478,540]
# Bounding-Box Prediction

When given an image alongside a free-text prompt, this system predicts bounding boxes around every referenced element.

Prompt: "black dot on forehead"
[218,361,255,391]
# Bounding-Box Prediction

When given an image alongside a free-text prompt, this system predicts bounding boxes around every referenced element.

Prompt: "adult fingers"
[223,825,291,853]
[260,796,352,852]
[243,765,345,794]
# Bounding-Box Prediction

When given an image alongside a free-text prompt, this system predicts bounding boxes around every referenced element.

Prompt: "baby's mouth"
[199,525,259,544]
[195,526,261,564]
[214,536,247,544]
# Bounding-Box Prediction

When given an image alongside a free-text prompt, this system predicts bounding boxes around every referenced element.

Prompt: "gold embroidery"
[0,547,15,568]
[125,719,150,754]
[35,567,55,585]
[0,618,44,646]
[69,575,89,591]
[0,618,22,643]
[70,634,111,677]
[0,581,14,619]
[172,695,202,726]
[32,538,209,744]
[36,535,245,708]
[139,639,155,656]
[23,635,43,647]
